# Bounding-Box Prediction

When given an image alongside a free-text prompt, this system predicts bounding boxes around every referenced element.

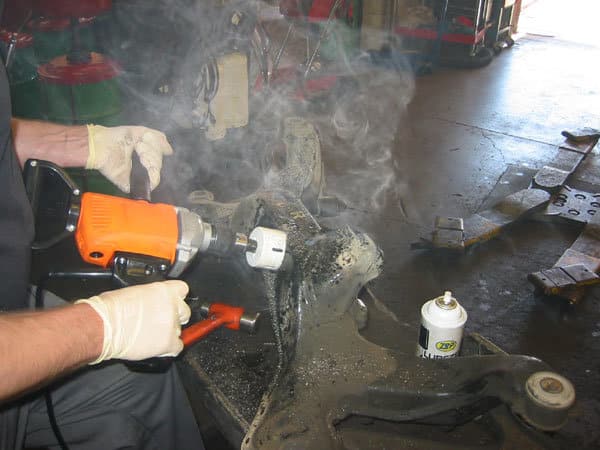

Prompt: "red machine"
[32,0,112,18]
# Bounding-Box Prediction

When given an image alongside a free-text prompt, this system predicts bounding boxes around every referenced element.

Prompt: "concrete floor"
[323,34,600,448]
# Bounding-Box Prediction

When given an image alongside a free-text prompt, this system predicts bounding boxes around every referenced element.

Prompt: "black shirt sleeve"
[0,63,34,311]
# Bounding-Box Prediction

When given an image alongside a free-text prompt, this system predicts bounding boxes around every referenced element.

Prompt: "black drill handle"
[130,151,151,202]
[23,159,82,250]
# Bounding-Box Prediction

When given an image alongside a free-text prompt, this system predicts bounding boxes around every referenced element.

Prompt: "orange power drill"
[25,159,288,281]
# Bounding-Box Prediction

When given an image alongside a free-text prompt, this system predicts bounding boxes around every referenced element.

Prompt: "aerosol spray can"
[417,291,467,359]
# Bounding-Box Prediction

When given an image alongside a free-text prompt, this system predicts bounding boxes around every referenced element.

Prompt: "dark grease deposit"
[183,261,279,422]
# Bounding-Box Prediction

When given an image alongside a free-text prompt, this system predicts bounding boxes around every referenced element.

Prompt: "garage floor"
[322,34,600,448]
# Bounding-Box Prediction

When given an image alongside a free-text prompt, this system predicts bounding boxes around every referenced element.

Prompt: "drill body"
[75,192,286,277]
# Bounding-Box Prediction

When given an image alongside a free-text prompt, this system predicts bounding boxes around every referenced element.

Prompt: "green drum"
[37,52,122,125]
[0,30,43,119]
[28,17,96,63]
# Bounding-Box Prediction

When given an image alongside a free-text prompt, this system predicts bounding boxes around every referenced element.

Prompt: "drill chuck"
[209,225,287,271]
[171,207,214,277]
[200,223,287,271]
[173,208,288,274]
[202,225,258,258]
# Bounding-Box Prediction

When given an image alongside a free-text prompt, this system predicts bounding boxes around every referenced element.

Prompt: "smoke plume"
[101,0,415,216]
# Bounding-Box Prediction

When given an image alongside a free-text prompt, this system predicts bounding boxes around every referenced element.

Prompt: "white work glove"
[85,124,174,193]
[75,280,191,364]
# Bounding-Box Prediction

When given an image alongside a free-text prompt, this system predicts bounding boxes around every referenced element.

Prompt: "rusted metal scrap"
[415,129,600,302]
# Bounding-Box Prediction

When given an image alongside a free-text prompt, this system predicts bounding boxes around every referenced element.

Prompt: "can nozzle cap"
[435,290,457,310]
[427,290,467,325]
[443,291,453,305]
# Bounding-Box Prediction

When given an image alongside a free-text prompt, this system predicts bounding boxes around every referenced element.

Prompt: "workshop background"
[3,0,599,449]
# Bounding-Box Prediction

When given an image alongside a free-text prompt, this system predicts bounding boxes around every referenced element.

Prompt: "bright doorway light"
[517,0,599,46]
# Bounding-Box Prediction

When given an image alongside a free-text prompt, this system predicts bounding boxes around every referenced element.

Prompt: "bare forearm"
[11,118,89,167]
[0,303,103,402]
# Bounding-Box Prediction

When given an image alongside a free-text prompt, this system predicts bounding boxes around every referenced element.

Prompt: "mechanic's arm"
[10,118,174,192]
[10,118,89,167]
[0,302,102,402]
[0,280,190,403]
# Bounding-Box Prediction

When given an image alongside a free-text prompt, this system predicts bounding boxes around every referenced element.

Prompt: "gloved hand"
[75,280,191,364]
[86,125,174,193]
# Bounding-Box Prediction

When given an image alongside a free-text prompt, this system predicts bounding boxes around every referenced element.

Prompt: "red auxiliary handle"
[181,303,260,347]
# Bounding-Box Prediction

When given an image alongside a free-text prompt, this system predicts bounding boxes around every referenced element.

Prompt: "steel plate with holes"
[546,186,600,224]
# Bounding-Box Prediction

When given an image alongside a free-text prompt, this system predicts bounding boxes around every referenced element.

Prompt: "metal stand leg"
[273,22,294,74]
[303,0,344,78]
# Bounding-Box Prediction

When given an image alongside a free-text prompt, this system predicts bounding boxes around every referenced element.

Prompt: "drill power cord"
[35,285,70,450]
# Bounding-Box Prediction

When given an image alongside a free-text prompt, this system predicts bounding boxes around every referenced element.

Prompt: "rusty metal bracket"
[464,188,551,247]
[560,128,600,145]
[431,216,464,250]
[527,264,600,298]
[533,128,599,192]
[544,186,600,224]
[414,188,551,251]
